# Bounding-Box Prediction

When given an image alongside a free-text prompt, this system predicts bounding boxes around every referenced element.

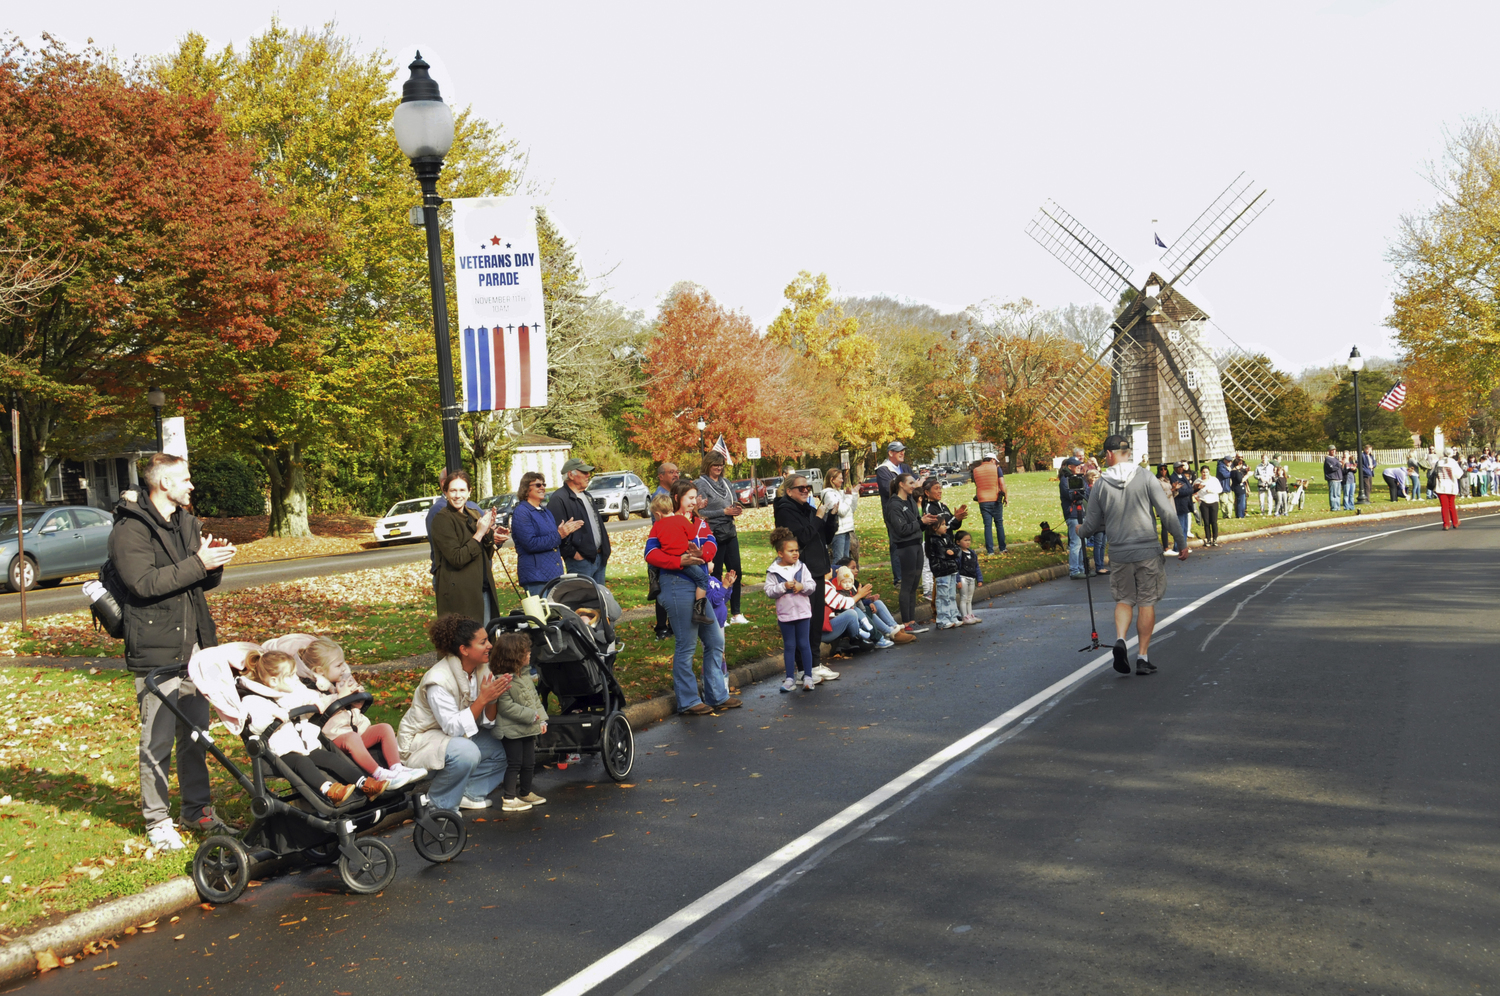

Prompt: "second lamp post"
[1348,346,1365,503]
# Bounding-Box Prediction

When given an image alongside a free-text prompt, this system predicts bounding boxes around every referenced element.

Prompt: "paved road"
[21,509,1498,995]
[0,517,649,623]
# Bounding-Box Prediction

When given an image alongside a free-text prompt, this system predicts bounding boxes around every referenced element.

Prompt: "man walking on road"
[1077,435,1188,676]
[112,454,236,851]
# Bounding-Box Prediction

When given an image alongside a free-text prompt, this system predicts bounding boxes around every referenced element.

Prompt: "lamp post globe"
[697,418,707,456]
[394,52,463,474]
[147,386,166,453]
[1348,346,1365,502]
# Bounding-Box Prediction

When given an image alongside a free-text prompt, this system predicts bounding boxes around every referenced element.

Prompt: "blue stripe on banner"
[463,326,478,412]
[478,327,492,411]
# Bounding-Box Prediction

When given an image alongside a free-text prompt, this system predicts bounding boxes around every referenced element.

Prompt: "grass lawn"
[0,463,1483,936]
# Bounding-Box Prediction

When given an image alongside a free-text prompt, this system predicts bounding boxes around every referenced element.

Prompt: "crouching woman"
[397,615,513,813]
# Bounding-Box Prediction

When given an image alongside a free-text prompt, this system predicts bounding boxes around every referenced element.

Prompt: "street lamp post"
[393,53,463,474]
[147,386,166,453]
[697,418,706,458]
[1348,346,1365,502]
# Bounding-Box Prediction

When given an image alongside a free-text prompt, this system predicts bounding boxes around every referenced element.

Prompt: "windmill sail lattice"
[1160,173,1273,287]
[1025,201,1137,304]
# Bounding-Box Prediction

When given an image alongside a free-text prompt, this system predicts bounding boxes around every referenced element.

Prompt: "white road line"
[541,520,1437,996]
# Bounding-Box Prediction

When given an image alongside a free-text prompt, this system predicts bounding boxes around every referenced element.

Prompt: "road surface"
[21,508,1497,995]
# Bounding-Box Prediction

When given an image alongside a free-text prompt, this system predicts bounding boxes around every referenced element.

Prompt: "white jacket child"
[240,677,329,758]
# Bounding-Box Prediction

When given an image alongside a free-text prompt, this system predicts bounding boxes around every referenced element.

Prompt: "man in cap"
[875,441,916,583]
[1077,434,1189,676]
[970,452,1008,554]
[1322,445,1344,511]
[547,457,611,584]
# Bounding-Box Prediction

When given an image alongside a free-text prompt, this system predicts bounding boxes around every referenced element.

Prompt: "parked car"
[1,504,115,592]
[760,476,784,498]
[372,495,440,545]
[858,477,881,497]
[731,478,769,507]
[586,472,650,521]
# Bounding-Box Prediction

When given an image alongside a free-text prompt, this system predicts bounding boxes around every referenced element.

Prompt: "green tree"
[155,23,519,533]
[1225,355,1324,452]
[1322,369,1413,449]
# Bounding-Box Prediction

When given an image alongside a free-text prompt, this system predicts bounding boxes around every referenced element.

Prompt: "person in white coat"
[1434,448,1463,530]
[822,468,858,565]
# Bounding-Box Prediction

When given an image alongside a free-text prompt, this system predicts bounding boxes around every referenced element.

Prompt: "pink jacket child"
[764,560,814,621]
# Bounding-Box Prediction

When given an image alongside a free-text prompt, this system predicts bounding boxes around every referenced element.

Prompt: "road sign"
[744,437,761,460]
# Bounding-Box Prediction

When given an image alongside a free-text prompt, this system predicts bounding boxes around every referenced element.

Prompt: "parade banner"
[451,197,549,411]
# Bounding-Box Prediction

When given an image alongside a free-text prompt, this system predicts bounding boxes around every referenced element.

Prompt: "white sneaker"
[501,797,533,812]
[386,766,428,791]
[802,674,817,691]
[459,796,492,810]
[147,820,186,851]
[729,614,751,626]
[875,637,894,649]
[780,677,796,693]
[812,664,840,681]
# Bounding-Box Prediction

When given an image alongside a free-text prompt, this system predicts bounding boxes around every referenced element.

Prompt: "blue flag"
[1154,233,1168,249]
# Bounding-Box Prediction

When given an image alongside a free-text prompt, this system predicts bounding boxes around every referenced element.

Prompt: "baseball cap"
[561,457,595,475]
[1102,433,1132,453]
[888,441,906,452]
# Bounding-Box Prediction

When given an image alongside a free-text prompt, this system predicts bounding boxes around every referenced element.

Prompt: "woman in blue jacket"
[510,472,584,595]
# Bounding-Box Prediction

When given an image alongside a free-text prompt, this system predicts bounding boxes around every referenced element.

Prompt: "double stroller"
[145,644,468,905]
[486,575,635,781]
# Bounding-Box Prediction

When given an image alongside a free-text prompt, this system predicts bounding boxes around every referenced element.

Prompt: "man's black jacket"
[108,498,222,675]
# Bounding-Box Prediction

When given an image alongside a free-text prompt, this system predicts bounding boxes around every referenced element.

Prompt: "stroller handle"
[315,691,374,724]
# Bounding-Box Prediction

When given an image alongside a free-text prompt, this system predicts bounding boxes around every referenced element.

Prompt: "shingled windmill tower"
[1026,175,1281,466]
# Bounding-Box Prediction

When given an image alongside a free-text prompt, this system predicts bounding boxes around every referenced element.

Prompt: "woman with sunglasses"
[511,471,584,596]
[773,475,842,681]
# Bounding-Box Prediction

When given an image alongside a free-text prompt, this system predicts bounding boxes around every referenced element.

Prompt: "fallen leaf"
[169,916,180,923]
[92,962,118,971]
[173,934,185,941]
[139,920,158,928]
[35,950,60,973]
[228,933,240,939]
[199,903,215,911]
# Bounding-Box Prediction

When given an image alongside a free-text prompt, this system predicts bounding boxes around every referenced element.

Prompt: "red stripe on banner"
[518,324,532,408]
[493,327,507,409]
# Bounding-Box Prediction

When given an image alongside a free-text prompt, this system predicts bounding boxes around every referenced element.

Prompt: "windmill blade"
[1207,320,1284,421]
[1025,200,1138,304]
[1036,313,1145,430]
[1160,173,1273,288]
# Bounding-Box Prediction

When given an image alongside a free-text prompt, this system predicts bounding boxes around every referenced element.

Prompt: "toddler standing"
[926,520,961,629]
[954,531,983,626]
[765,527,819,692]
[489,632,548,813]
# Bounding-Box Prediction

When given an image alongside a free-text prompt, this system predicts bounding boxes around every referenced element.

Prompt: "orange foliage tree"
[627,285,829,465]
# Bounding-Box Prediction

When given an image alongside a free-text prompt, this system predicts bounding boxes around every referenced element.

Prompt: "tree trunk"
[460,413,497,499]
[259,441,312,538]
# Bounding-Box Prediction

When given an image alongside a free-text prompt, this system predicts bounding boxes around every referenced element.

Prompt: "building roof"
[513,433,573,450]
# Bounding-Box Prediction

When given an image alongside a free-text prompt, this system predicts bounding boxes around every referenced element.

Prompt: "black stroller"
[486,575,635,781]
[144,651,468,905]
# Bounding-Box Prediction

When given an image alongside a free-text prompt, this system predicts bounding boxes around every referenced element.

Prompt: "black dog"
[1035,521,1064,552]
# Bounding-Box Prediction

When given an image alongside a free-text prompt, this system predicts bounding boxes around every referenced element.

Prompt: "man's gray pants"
[136,673,213,826]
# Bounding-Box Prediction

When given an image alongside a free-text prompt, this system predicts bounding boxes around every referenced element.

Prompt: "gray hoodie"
[1077,461,1186,564]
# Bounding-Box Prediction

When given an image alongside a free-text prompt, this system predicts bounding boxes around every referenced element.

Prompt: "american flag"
[712,433,733,468]
[1378,381,1407,411]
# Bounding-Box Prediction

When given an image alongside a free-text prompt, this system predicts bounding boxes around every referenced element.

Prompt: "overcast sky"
[14,0,1495,371]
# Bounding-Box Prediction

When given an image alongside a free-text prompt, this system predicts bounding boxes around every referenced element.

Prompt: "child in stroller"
[297,637,428,791]
[239,650,388,803]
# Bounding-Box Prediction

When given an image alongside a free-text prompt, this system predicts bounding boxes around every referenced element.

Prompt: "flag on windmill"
[1377,381,1407,411]
[712,433,733,469]
[1154,233,1168,249]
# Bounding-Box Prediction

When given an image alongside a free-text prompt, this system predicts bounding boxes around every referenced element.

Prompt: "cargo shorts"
[1109,556,1167,606]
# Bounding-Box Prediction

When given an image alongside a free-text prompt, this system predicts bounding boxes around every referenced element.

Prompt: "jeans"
[1342,479,1356,510]
[934,574,959,626]
[978,501,1005,553]
[135,674,213,826]
[896,544,923,622]
[829,531,852,566]
[823,608,870,643]
[567,553,608,584]
[957,576,975,618]
[865,598,899,634]
[777,617,815,679]
[660,571,728,710]
[427,728,509,811]
[1174,512,1192,548]
[1086,530,1106,569]
[1235,491,1247,518]
[500,735,536,798]
[1326,480,1342,511]
[1067,519,1085,576]
[712,531,743,614]
[524,580,549,596]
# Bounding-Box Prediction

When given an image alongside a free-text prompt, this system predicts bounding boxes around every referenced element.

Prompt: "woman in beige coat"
[396,615,512,812]
[430,471,502,622]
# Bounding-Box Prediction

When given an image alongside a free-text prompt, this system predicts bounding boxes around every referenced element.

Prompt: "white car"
[373,495,441,544]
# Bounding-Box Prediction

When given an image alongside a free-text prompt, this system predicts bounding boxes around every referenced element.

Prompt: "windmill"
[1025,174,1282,466]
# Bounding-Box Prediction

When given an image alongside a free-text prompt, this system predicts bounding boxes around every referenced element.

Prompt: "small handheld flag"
[712,433,733,468]
[1378,381,1407,411]
[1154,233,1168,249]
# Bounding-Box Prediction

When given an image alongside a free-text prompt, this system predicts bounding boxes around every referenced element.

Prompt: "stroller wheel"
[338,837,398,894]
[193,835,251,904]
[601,711,635,781]
[301,840,341,866]
[412,809,467,864]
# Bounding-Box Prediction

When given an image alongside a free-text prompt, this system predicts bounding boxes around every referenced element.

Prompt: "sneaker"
[802,675,817,691]
[653,626,671,641]
[147,819,186,852]
[964,615,982,625]
[729,614,751,626]
[875,637,894,649]
[518,792,547,806]
[780,677,797,693]
[500,797,534,812]
[359,778,390,798]
[459,796,492,810]
[812,664,840,681]
[1111,639,1130,674]
[1135,659,1158,675]
[189,806,235,835]
[904,622,930,634]
[387,765,429,790]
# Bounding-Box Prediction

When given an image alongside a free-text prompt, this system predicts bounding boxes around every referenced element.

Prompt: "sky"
[13,0,1497,372]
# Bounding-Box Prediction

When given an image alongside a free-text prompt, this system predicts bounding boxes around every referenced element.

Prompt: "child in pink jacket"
[764,526,818,693]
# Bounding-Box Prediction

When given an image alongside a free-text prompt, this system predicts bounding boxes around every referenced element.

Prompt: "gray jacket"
[1078,462,1186,564]
[694,474,739,538]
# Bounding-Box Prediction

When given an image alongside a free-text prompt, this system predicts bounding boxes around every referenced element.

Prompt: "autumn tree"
[0,35,329,501]
[628,285,827,464]
[155,23,519,533]
[767,272,912,468]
